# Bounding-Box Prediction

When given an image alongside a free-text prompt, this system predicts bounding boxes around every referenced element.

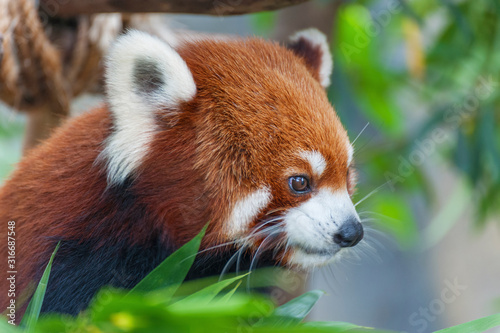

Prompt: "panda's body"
[0,30,363,316]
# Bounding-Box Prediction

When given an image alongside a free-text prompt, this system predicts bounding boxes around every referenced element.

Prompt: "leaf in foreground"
[129,224,208,298]
[434,313,500,333]
[20,242,60,331]
[172,273,249,306]
[269,289,325,326]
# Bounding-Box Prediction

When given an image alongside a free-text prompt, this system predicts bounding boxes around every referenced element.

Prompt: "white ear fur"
[101,30,196,185]
[288,28,333,88]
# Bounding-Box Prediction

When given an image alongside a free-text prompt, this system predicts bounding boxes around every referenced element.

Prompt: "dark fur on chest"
[37,178,273,315]
[40,238,273,315]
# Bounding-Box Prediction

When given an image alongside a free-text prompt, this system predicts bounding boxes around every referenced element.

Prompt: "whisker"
[189,216,288,282]
[246,231,281,291]
[364,231,395,256]
[265,207,288,215]
[219,245,246,281]
[355,239,383,263]
[192,220,285,258]
[219,220,285,280]
[337,251,357,265]
[363,226,389,239]
[236,244,245,275]
[351,122,370,146]
[359,220,377,227]
[243,224,284,246]
[354,181,390,207]
[278,238,291,267]
[192,241,239,257]
[358,210,378,216]
[359,216,377,222]
[272,234,287,258]
[359,210,402,224]
[247,218,284,238]
[319,268,335,294]
[324,264,341,295]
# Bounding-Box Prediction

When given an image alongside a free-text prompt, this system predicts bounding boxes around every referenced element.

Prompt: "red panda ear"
[101,30,196,185]
[287,28,333,88]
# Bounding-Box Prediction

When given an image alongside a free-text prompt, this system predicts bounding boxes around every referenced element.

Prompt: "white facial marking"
[299,150,327,177]
[284,188,359,268]
[288,249,344,268]
[347,144,354,166]
[226,187,272,239]
[289,28,333,88]
[100,30,196,185]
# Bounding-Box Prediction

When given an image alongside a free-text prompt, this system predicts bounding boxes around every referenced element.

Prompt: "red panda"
[0,28,363,316]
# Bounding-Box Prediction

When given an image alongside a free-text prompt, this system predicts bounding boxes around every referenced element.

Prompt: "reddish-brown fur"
[0,36,351,317]
[179,39,349,244]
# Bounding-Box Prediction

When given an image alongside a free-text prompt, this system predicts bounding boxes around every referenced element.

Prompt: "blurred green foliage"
[0,107,24,182]
[3,228,387,333]
[1,2,500,329]
[4,228,500,332]
[331,0,500,248]
[251,11,277,37]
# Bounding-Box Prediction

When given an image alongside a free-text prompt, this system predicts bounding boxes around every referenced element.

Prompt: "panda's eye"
[289,176,310,194]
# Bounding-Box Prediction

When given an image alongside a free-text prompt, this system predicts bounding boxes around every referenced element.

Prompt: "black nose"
[333,218,364,248]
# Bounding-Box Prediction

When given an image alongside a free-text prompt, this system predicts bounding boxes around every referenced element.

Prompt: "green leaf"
[90,289,274,332]
[0,319,20,333]
[439,0,474,44]
[434,313,500,333]
[251,11,276,36]
[173,273,249,306]
[129,224,208,298]
[20,242,60,331]
[252,321,390,333]
[90,289,174,332]
[494,298,500,312]
[335,4,406,138]
[303,321,365,331]
[168,294,274,319]
[27,313,82,333]
[303,321,389,332]
[220,280,242,303]
[480,106,500,178]
[271,290,325,325]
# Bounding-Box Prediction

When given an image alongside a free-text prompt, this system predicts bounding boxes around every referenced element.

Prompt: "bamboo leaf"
[272,290,325,325]
[173,273,249,306]
[221,280,242,303]
[129,224,208,298]
[20,242,60,331]
[434,313,500,333]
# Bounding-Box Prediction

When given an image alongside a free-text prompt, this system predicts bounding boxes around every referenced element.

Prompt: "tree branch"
[39,0,309,17]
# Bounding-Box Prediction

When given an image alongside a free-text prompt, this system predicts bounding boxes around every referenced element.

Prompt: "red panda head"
[102,29,362,270]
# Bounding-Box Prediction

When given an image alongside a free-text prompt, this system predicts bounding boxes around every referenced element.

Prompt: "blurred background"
[1,0,499,332]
